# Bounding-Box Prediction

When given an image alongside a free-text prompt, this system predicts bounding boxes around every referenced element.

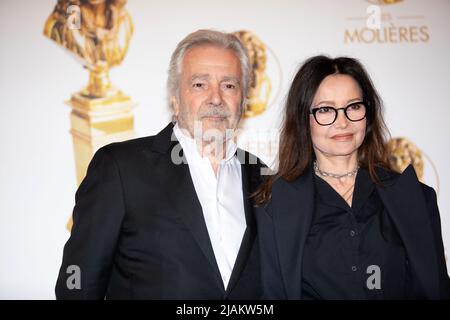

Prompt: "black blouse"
[302,168,411,299]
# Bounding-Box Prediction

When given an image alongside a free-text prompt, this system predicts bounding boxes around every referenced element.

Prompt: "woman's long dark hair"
[253,55,391,205]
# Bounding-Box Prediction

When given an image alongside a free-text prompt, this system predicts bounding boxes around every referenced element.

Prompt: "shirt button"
[350,230,356,237]
[351,266,357,272]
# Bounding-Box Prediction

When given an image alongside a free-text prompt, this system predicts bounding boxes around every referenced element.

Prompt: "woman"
[254,56,450,299]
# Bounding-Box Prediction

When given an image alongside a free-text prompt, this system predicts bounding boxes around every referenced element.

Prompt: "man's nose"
[208,84,222,105]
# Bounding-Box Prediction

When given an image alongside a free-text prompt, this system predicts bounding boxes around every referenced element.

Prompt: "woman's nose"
[334,109,349,128]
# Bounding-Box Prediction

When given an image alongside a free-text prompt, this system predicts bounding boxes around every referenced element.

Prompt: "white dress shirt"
[173,123,246,289]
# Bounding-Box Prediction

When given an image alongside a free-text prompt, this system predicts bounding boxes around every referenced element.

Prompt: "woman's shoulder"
[419,181,438,201]
[270,170,313,194]
[376,165,437,198]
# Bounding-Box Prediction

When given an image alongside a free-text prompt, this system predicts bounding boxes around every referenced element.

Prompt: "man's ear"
[171,96,179,116]
[240,97,247,118]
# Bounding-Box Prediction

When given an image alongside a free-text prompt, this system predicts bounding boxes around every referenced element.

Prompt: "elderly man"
[55,30,264,299]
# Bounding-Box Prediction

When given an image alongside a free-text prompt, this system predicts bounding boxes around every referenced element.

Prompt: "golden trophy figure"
[368,0,403,4]
[233,30,272,117]
[386,137,424,181]
[44,0,135,230]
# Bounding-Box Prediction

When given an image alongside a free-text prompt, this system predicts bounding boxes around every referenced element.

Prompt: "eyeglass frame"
[309,101,367,126]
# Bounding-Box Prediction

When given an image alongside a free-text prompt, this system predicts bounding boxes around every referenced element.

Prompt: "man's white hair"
[167,29,251,112]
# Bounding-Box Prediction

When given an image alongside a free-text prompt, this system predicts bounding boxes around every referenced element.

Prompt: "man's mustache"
[199,104,231,119]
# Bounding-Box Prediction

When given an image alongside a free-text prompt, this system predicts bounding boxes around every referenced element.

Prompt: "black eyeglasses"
[310,101,367,126]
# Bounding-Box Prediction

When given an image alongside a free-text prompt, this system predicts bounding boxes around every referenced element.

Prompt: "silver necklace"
[313,160,359,179]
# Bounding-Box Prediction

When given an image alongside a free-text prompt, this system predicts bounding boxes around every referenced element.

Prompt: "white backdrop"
[0,0,449,299]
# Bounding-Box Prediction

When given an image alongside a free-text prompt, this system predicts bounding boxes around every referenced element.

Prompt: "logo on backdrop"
[233,30,282,118]
[386,137,440,195]
[344,0,430,44]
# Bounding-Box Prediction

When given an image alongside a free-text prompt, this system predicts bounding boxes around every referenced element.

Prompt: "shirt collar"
[173,123,238,163]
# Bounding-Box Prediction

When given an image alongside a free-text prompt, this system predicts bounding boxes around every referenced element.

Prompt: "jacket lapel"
[226,154,257,294]
[376,165,440,299]
[146,123,224,290]
[171,163,225,290]
[269,166,315,299]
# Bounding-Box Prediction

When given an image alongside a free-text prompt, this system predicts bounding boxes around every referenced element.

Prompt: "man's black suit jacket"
[55,123,263,299]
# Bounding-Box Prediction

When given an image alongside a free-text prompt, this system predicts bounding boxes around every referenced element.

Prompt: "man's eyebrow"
[190,74,209,81]
[221,76,240,84]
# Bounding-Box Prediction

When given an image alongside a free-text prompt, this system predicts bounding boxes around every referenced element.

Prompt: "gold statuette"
[44,0,133,97]
[386,137,424,181]
[233,30,272,118]
[44,0,135,230]
[367,0,403,4]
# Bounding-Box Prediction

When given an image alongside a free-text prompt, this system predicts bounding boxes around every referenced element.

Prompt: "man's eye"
[192,83,205,88]
[224,84,236,89]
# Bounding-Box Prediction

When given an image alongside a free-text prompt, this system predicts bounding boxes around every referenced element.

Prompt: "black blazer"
[56,123,263,299]
[256,165,450,299]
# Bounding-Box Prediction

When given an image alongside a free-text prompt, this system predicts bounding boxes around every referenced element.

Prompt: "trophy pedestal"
[66,90,135,230]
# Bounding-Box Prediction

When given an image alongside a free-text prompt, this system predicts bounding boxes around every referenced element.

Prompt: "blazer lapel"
[172,162,225,290]
[146,123,224,290]
[269,166,315,299]
[226,155,257,294]
[376,165,440,299]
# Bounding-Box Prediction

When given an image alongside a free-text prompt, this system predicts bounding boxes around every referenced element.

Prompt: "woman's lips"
[331,133,354,141]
